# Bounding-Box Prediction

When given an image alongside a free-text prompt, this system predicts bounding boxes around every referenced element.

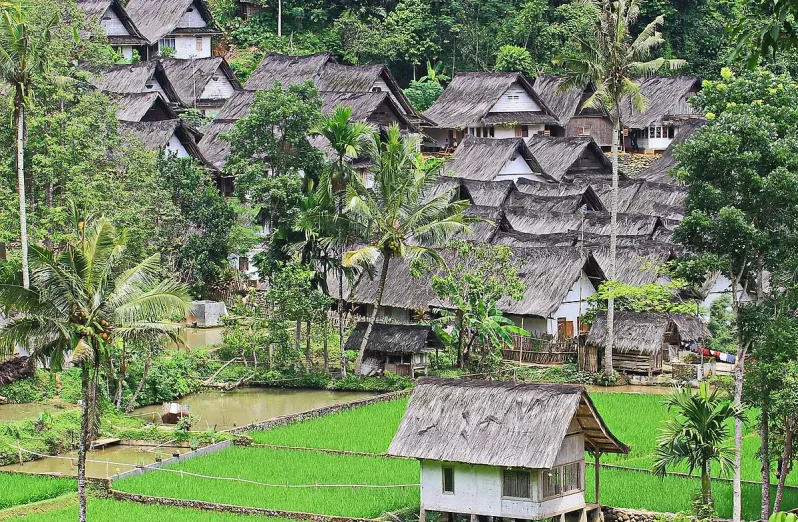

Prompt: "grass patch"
[5,497,295,522]
[0,473,75,509]
[113,446,419,518]
[249,398,409,454]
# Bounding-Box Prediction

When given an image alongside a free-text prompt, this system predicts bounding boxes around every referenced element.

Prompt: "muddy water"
[0,403,76,423]
[177,326,224,350]
[134,388,374,431]
[586,384,672,395]
[0,444,184,479]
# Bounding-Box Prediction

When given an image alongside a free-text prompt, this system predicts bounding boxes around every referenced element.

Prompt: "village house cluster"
[77,0,738,378]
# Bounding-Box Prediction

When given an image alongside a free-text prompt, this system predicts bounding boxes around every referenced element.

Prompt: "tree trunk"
[77,365,89,522]
[774,421,793,513]
[355,252,391,375]
[604,115,620,379]
[761,400,771,520]
[126,356,151,413]
[338,271,346,377]
[114,345,127,410]
[15,99,29,289]
[294,319,301,356]
[733,344,744,522]
[305,320,312,369]
[323,316,329,373]
[701,459,713,509]
[277,0,282,37]
[455,310,466,369]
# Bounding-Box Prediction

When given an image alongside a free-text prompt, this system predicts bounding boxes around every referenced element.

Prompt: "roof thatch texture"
[78,0,146,43]
[421,177,461,203]
[424,72,556,128]
[461,179,514,207]
[671,314,711,341]
[525,135,612,182]
[587,311,709,353]
[319,91,410,127]
[121,119,211,167]
[112,92,175,122]
[491,230,578,248]
[0,356,34,386]
[532,75,585,125]
[198,120,234,169]
[620,76,701,129]
[244,52,334,90]
[505,209,662,237]
[590,245,674,285]
[515,178,596,197]
[460,205,503,243]
[638,119,706,184]
[506,192,589,213]
[344,322,442,354]
[443,136,545,182]
[215,89,255,121]
[89,61,159,94]
[387,378,628,467]
[125,0,218,43]
[317,63,383,92]
[159,57,240,106]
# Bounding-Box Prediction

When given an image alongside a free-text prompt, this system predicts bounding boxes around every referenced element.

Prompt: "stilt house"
[345,323,442,377]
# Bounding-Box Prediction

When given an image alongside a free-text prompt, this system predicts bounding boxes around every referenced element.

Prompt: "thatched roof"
[87,61,175,97]
[532,75,603,126]
[112,91,176,122]
[491,230,578,248]
[387,378,628,467]
[245,52,334,90]
[319,91,412,128]
[590,244,675,286]
[515,178,596,197]
[125,0,219,44]
[317,63,383,92]
[505,209,662,237]
[443,136,546,182]
[525,135,613,182]
[671,314,711,342]
[620,76,702,129]
[505,190,605,213]
[460,205,504,243]
[198,120,234,169]
[0,356,34,386]
[159,57,240,107]
[120,119,213,168]
[639,118,706,184]
[424,72,557,129]
[587,311,709,353]
[461,179,514,207]
[344,322,442,354]
[77,0,146,44]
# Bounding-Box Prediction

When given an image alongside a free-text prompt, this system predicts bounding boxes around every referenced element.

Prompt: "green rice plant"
[585,466,798,520]
[0,472,75,509]
[249,398,409,454]
[114,447,420,518]
[9,498,294,522]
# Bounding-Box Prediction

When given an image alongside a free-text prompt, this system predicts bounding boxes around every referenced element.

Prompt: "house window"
[476,127,483,138]
[577,126,591,136]
[159,37,176,52]
[372,86,382,92]
[649,126,656,139]
[667,126,675,139]
[238,256,249,272]
[655,126,662,138]
[196,37,203,51]
[507,94,520,100]
[542,463,582,499]
[521,125,529,137]
[503,469,531,499]
[468,127,475,136]
[442,466,455,494]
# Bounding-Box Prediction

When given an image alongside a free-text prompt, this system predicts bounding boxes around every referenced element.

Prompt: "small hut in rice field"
[585,311,710,375]
[345,322,443,377]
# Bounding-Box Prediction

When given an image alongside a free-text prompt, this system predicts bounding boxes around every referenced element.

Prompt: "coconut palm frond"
[112,280,190,325]
[342,246,381,268]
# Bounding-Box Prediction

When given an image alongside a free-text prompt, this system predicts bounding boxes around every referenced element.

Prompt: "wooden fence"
[501,335,578,365]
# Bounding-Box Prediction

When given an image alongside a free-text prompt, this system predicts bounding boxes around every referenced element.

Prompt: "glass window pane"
[443,467,454,493]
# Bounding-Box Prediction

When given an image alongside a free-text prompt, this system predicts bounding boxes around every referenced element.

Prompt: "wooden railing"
[501,335,578,365]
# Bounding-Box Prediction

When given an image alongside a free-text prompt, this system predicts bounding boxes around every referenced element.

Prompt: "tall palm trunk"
[77,364,89,522]
[604,114,619,378]
[761,402,771,520]
[701,459,713,508]
[774,422,793,512]
[126,355,151,413]
[456,310,466,369]
[15,96,29,289]
[355,252,390,374]
[336,192,347,377]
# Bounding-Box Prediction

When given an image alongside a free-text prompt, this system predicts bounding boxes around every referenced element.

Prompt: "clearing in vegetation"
[113,446,420,518]
[0,473,75,509]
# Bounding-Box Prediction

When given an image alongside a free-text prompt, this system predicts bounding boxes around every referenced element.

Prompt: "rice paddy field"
[2,498,293,522]
[113,446,420,518]
[0,473,75,509]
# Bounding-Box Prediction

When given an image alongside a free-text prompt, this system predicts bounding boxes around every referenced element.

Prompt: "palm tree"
[0,215,190,522]
[343,124,470,374]
[653,383,744,511]
[553,0,684,379]
[310,106,373,377]
[0,2,57,289]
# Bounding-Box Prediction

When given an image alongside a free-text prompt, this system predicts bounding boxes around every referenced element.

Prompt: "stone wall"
[227,388,414,434]
[602,505,732,522]
[110,490,376,522]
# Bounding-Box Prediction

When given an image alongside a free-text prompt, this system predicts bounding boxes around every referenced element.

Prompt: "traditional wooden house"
[525,135,615,183]
[120,119,212,167]
[586,311,710,374]
[125,0,220,59]
[533,75,615,148]
[235,0,266,19]
[112,91,177,122]
[87,61,178,102]
[423,72,560,149]
[387,378,628,522]
[345,323,442,377]
[443,136,550,183]
[77,0,148,61]
[159,57,241,116]
[638,119,705,184]
[619,76,702,152]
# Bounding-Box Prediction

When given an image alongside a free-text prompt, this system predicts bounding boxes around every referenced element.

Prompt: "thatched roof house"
[244,52,334,90]
[460,179,515,207]
[490,230,579,248]
[504,209,663,238]
[589,244,675,286]
[525,135,615,183]
[639,119,706,184]
[112,91,176,122]
[586,311,710,373]
[120,119,212,168]
[388,378,627,521]
[443,136,549,183]
[345,323,442,377]
[87,61,178,102]
[125,0,220,59]
[533,75,615,148]
[505,190,605,213]
[159,57,240,114]
[77,0,147,56]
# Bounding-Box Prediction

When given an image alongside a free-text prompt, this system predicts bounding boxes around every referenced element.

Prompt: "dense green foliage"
[0,473,75,508]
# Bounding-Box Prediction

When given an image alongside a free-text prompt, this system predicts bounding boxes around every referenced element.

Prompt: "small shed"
[345,322,442,377]
[388,378,628,522]
[585,311,710,374]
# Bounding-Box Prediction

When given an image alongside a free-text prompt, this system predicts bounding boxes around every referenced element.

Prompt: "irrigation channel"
[0,388,374,478]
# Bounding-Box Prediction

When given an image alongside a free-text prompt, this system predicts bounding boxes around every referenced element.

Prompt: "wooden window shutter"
[565,321,574,338]
[515,126,522,137]
[557,318,566,337]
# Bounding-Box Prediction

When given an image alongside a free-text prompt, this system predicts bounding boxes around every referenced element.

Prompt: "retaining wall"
[109,440,233,482]
[227,388,414,434]
[602,506,731,522]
